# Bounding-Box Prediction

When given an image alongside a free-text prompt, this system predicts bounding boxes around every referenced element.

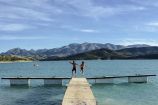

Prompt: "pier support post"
[44,79,62,85]
[10,79,30,86]
[128,76,147,83]
[95,78,114,84]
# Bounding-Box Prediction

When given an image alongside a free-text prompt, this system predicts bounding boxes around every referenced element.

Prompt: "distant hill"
[0,43,124,57]
[126,44,150,48]
[41,47,158,60]
[3,42,158,60]
[41,49,129,60]
[117,46,158,56]
[40,49,124,61]
[2,48,36,56]
[128,54,158,59]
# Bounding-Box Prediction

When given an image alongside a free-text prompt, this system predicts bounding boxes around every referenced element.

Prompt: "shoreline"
[0,61,33,63]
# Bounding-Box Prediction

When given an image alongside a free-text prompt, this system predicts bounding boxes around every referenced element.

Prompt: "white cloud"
[0,0,148,34]
[0,35,49,40]
[65,0,146,19]
[132,21,158,32]
[120,39,158,46]
[0,23,33,31]
[79,29,98,33]
[0,0,147,31]
[129,22,158,33]
[0,5,54,22]
[0,0,62,28]
[61,25,98,33]
[146,22,158,27]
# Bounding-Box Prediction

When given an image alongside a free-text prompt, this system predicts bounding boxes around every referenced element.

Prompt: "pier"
[1,74,156,86]
[88,74,156,83]
[1,77,70,86]
[62,78,96,105]
[1,75,157,105]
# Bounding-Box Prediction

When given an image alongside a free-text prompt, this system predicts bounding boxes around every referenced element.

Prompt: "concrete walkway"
[62,78,96,105]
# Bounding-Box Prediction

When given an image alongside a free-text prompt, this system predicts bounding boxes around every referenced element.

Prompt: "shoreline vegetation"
[41,48,158,61]
[0,55,32,63]
[0,60,32,63]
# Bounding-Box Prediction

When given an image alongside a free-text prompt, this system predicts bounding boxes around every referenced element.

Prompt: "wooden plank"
[62,78,96,105]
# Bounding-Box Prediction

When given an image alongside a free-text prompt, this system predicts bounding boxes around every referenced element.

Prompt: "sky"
[1,0,158,52]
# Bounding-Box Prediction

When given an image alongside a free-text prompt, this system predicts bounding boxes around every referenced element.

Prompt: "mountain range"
[42,47,158,60]
[1,42,158,60]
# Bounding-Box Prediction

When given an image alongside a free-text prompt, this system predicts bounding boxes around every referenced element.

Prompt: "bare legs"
[80,69,84,75]
[72,70,76,77]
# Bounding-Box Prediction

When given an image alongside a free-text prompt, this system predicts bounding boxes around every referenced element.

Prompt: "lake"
[0,60,158,105]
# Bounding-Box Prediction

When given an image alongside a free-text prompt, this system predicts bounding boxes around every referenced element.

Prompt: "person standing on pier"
[69,60,78,76]
[80,61,85,75]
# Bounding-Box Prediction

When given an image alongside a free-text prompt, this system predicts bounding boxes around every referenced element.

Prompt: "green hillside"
[0,55,32,62]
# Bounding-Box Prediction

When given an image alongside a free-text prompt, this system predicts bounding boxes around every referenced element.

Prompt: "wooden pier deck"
[62,78,96,105]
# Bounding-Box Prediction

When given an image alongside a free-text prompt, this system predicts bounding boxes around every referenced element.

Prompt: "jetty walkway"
[62,77,96,105]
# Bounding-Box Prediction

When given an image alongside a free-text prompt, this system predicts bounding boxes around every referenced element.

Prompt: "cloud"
[0,0,147,32]
[146,22,158,27]
[0,35,49,40]
[0,0,149,35]
[0,4,54,22]
[120,38,158,46]
[0,0,60,31]
[128,21,158,33]
[130,0,158,7]
[132,25,158,32]
[0,23,33,31]
[61,25,98,33]
[65,0,146,19]
[79,29,98,33]
[0,0,144,21]
[133,21,158,32]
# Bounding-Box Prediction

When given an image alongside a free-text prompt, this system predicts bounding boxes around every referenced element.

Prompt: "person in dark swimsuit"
[80,61,85,75]
[69,60,78,76]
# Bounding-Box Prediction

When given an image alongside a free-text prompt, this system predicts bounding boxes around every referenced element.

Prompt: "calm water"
[0,60,158,105]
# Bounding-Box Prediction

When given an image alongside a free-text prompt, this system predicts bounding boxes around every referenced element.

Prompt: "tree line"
[0,55,31,61]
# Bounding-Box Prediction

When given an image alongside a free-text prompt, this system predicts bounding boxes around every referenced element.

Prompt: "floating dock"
[1,74,156,86]
[1,77,70,86]
[62,78,96,105]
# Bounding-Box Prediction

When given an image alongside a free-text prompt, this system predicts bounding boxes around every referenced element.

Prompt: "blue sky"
[1,0,158,52]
